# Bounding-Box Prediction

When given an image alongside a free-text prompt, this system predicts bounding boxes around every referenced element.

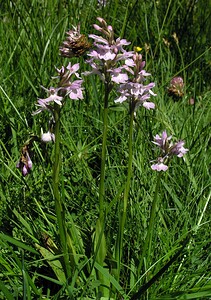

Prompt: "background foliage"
[0,0,210,299]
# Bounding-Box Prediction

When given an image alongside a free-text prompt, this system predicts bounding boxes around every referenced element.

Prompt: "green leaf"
[35,243,66,284]
[0,233,38,254]
[94,218,107,265]
[94,262,128,299]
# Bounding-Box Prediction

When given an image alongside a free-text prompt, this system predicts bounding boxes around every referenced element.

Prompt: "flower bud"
[189,98,195,105]
[97,17,107,26]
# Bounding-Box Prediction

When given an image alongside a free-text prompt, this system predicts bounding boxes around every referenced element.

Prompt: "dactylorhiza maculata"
[33,62,83,142]
[151,130,189,171]
[114,52,156,111]
[84,17,156,111]
[17,63,83,176]
[84,17,135,87]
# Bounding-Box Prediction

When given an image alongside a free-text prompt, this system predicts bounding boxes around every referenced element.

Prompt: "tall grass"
[0,0,210,299]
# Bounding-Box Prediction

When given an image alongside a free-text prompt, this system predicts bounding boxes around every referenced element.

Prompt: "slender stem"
[96,82,109,297]
[137,173,161,274]
[115,108,134,280]
[98,82,109,221]
[124,108,135,212]
[53,103,71,279]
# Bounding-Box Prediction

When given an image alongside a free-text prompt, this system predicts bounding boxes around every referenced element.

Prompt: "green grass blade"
[0,280,15,300]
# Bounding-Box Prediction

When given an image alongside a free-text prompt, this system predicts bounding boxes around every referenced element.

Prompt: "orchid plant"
[16,17,189,299]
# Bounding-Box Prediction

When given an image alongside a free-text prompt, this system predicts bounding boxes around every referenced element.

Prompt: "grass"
[0,0,211,299]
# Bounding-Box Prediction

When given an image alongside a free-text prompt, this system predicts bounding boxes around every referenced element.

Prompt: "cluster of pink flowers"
[17,63,83,176]
[85,17,134,85]
[85,18,156,110]
[114,53,156,110]
[33,62,83,142]
[151,130,188,171]
[17,17,189,177]
[34,63,83,114]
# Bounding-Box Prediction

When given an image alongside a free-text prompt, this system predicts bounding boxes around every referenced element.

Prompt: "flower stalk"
[113,51,156,280]
[84,18,136,288]
[137,131,188,274]
[52,103,71,279]
[94,79,111,298]
[98,81,109,221]
[115,104,135,280]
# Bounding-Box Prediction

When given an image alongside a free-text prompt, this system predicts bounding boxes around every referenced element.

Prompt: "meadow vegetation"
[0,0,210,299]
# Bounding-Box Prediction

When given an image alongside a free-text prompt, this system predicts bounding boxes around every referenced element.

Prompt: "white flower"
[41,131,55,143]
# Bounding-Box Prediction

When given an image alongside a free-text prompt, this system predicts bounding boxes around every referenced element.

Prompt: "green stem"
[95,82,109,297]
[115,108,134,280]
[53,103,71,279]
[98,83,109,221]
[138,173,161,274]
